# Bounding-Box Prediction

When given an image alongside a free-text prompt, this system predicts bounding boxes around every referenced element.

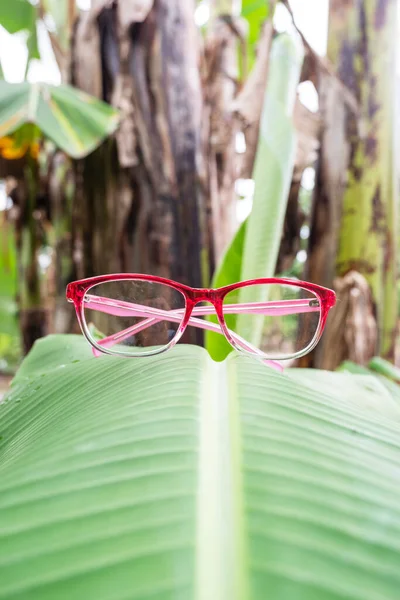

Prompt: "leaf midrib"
[196,358,248,600]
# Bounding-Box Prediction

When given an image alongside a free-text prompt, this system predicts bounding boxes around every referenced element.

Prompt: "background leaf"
[42,0,69,51]
[236,33,303,347]
[206,219,247,360]
[206,33,303,360]
[1,335,400,599]
[26,21,40,63]
[241,0,271,66]
[368,356,400,384]
[0,221,21,372]
[0,82,119,159]
[0,0,36,35]
[0,0,40,67]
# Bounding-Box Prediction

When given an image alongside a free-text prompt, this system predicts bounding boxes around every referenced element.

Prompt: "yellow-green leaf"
[0,82,120,159]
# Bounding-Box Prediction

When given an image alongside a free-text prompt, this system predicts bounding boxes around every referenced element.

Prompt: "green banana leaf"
[0,0,40,63]
[206,220,247,360]
[0,82,119,159]
[368,357,400,384]
[237,34,303,347]
[338,359,400,407]
[1,334,400,599]
[0,0,36,35]
[206,34,303,360]
[241,0,272,66]
[0,221,21,372]
[42,0,69,52]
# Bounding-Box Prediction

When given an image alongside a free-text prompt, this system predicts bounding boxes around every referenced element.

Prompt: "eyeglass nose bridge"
[187,288,221,306]
[181,290,224,334]
[181,288,223,326]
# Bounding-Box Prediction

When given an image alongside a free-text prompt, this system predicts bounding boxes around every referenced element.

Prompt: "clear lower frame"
[82,279,187,356]
[222,282,322,360]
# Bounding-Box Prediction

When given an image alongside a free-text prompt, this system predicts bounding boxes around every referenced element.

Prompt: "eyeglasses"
[66,274,336,367]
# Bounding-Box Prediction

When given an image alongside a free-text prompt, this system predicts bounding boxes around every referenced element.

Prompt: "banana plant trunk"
[304,0,398,369]
[71,0,219,345]
[13,165,50,354]
[71,0,213,288]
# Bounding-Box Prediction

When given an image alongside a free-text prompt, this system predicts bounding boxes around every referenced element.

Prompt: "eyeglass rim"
[80,280,188,359]
[67,273,336,305]
[66,273,336,360]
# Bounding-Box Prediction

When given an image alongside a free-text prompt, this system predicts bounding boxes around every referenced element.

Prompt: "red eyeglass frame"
[67,273,336,364]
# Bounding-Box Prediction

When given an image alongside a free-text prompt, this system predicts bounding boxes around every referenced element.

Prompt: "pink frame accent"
[66,274,336,367]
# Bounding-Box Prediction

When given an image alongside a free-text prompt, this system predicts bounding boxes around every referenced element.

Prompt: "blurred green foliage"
[0,221,21,372]
[241,0,271,65]
[0,0,40,69]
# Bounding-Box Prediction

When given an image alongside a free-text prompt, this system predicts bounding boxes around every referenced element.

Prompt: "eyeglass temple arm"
[86,296,319,318]
[84,296,319,369]
[91,309,265,359]
[86,298,267,358]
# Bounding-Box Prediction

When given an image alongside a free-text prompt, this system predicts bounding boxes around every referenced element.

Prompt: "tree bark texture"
[70,0,278,289]
[303,0,397,368]
[299,73,353,368]
[202,14,241,260]
[72,0,213,292]
[234,16,275,180]
[49,152,76,334]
